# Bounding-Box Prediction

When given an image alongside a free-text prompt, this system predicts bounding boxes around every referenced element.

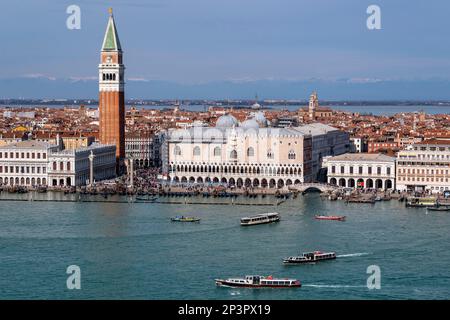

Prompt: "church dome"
[241,118,260,129]
[216,114,238,128]
[251,102,261,109]
[254,111,268,127]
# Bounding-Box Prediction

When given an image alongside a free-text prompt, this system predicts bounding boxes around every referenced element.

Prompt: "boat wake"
[337,252,369,258]
[303,284,365,289]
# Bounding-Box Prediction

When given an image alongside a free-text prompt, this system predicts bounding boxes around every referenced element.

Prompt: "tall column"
[89,151,95,186]
[129,157,134,187]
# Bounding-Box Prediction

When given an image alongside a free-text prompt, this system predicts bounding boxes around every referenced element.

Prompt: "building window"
[350,167,354,174]
[331,166,336,174]
[67,162,71,171]
[213,146,221,157]
[340,166,345,174]
[387,167,391,175]
[230,150,238,159]
[368,167,372,175]
[247,147,255,157]
[193,146,201,156]
[288,150,296,160]
[174,145,181,156]
[267,149,274,159]
[43,153,46,159]
[377,167,381,175]
[53,162,57,171]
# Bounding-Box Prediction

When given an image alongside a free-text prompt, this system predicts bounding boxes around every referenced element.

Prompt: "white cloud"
[22,73,56,81]
[127,77,150,82]
[68,76,97,82]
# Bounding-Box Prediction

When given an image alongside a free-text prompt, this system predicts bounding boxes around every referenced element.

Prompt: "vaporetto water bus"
[215,275,301,288]
[240,212,280,226]
[283,251,337,264]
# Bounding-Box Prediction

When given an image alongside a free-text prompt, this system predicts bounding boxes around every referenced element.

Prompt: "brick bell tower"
[99,8,125,169]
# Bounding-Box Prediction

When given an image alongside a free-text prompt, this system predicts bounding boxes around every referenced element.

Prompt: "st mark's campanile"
[99,8,125,167]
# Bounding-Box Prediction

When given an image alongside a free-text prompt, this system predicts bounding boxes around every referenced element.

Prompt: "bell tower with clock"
[99,8,125,167]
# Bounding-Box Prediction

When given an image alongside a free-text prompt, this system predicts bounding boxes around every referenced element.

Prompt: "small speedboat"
[215,275,301,288]
[171,216,201,222]
[315,215,346,221]
[283,251,336,264]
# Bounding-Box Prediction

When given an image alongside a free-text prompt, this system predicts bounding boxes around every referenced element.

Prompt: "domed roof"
[251,102,261,109]
[241,118,260,129]
[254,111,268,127]
[216,114,238,128]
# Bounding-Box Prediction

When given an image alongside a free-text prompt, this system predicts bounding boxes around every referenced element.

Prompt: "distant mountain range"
[2,77,450,101]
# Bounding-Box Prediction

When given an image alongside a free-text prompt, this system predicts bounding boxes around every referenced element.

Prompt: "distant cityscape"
[0,10,448,196]
[3,98,450,107]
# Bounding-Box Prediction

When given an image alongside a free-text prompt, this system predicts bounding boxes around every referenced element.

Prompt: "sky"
[1,0,450,99]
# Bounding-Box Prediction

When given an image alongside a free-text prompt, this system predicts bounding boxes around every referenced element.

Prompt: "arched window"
[288,150,296,160]
[267,149,274,159]
[193,146,201,156]
[174,145,181,156]
[67,162,71,171]
[247,147,254,157]
[213,146,221,156]
[60,162,64,171]
[230,150,238,159]
[53,161,57,171]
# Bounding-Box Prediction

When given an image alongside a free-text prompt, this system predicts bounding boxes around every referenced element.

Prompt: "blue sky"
[1,0,450,99]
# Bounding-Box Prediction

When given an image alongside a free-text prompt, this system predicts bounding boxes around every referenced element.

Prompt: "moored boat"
[215,275,301,288]
[315,215,346,221]
[283,251,336,264]
[405,197,436,208]
[240,212,280,226]
[171,216,201,222]
[427,206,450,212]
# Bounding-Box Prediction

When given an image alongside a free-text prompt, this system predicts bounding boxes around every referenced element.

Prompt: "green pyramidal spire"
[101,8,122,51]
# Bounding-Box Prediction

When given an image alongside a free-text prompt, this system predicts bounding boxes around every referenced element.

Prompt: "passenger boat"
[315,215,346,221]
[170,216,201,222]
[215,275,301,288]
[405,197,437,208]
[283,251,337,264]
[240,212,280,226]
